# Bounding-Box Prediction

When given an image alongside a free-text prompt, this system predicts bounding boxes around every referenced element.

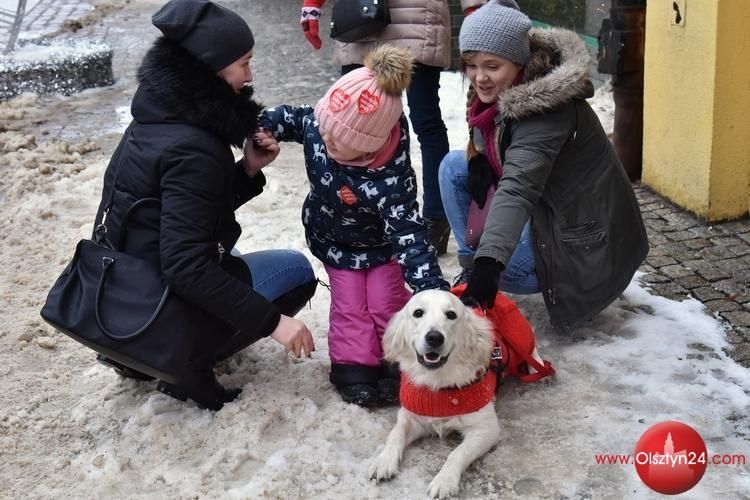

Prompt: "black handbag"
[330,0,390,43]
[40,167,201,383]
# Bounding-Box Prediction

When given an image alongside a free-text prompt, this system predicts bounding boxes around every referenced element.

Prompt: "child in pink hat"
[260,45,449,406]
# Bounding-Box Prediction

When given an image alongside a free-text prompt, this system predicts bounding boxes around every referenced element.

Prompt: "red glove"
[301,0,324,50]
[464,6,479,16]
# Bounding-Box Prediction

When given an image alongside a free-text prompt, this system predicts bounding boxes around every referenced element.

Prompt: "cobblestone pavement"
[10,0,750,368]
[5,0,93,42]
[634,186,750,367]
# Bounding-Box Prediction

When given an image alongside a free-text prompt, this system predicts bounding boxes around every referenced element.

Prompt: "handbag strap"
[94,254,171,341]
[94,127,133,246]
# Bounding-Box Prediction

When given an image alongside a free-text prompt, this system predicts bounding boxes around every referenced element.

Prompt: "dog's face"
[383,290,495,390]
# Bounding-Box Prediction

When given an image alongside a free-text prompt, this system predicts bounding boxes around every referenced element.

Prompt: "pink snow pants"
[325,261,412,367]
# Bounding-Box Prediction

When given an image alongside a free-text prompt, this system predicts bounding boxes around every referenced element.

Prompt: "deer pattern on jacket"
[259,106,446,292]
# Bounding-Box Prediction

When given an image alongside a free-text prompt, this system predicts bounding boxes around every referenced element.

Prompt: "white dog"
[369,290,503,498]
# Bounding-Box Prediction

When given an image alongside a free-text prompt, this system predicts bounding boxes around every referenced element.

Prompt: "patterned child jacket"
[260,105,447,292]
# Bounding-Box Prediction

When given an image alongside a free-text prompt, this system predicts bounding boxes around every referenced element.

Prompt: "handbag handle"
[94,255,171,341]
[116,197,161,250]
[89,129,169,340]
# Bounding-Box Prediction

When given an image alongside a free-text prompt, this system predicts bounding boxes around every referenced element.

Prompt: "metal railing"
[1,0,27,54]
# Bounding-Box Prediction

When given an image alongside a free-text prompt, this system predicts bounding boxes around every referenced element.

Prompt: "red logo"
[634,421,707,495]
[329,88,351,112]
[338,186,357,205]
[357,90,380,114]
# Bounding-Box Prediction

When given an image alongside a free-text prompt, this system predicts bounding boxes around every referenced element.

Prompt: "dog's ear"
[383,304,411,361]
[456,305,495,365]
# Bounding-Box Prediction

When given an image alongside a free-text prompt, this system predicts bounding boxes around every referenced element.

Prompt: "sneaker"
[452,267,473,287]
[338,383,379,407]
[376,378,399,405]
[426,218,451,256]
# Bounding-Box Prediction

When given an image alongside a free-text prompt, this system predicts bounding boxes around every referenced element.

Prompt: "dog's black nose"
[425,330,444,348]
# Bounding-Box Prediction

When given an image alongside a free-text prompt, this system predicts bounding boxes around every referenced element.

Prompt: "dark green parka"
[474,28,649,331]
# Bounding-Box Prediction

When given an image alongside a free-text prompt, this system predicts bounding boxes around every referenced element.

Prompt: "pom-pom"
[364,45,413,95]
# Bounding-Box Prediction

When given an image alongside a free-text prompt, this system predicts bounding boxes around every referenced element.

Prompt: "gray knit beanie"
[459,0,532,65]
[152,0,254,71]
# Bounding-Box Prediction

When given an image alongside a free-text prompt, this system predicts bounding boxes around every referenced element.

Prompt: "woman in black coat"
[94,0,317,410]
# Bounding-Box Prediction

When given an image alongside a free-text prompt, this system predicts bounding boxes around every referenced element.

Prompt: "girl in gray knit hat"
[439,0,649,332]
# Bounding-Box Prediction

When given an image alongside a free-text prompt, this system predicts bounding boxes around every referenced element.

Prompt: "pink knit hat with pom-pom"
[315,45,413,153]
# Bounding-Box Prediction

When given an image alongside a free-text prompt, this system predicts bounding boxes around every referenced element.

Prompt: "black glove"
[462,257,504,309]
[467,154,497,209]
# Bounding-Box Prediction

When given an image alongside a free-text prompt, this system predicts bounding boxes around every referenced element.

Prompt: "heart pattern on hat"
[329,89,351,112]
[357,90,381,114]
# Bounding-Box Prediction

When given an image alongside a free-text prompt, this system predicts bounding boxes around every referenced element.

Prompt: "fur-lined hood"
[133,37,261,148]
[500,28,594,120]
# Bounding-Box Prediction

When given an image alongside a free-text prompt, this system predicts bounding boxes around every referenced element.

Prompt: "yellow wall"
[642,0,750,221]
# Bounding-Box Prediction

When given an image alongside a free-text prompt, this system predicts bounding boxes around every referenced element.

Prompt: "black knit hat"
[152,0,254,71]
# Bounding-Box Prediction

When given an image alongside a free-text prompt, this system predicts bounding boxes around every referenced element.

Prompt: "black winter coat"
[93,38,280,351]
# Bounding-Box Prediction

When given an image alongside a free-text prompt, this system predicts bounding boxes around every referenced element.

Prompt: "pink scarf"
[467,99,502,178]
[338,123,401,169]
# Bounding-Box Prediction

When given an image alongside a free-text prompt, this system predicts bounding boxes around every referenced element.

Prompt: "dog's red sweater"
[399,287,554,418]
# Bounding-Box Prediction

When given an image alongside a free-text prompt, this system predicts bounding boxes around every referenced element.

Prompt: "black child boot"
[330,364,380,407]
[377,361,400,405]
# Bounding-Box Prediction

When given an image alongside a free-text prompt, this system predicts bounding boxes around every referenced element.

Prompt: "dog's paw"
[369,450,400,482]
[428,470,461,499]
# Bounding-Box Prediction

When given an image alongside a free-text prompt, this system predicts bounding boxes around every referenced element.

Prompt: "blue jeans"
[438,150,540,294]
[342,63,449,220]
[237,249,315,301]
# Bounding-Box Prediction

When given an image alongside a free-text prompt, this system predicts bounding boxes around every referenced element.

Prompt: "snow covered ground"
[1,52,748,500]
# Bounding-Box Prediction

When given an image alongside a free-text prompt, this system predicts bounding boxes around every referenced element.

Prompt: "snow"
[0,40,111,68]
[1,63,748,499]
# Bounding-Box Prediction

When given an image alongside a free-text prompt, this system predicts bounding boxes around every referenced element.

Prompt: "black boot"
[338,384,379,407]
[453,255,475,286]
[376,361,400,405]
[212,279,319,362]
[330,363,381,407]
[156,367,241,411]
[96,354,155,381]
[272,279,318,317]
[426,218,451,256]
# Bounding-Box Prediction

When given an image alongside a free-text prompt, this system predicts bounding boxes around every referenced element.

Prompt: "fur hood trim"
[500,28,593,120]
[136,37,261,148]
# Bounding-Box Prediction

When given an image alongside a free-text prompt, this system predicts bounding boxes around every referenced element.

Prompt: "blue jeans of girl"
[438,150,540,295]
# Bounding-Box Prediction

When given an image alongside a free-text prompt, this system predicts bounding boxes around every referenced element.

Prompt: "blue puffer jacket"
[260,105,447,292]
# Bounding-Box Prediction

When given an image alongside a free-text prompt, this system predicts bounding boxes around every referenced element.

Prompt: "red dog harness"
[399,286,555,418]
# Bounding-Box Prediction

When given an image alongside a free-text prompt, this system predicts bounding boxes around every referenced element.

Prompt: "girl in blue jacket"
[261,45,449,406]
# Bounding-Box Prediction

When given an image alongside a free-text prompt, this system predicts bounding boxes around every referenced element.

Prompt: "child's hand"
[243,129,280,177]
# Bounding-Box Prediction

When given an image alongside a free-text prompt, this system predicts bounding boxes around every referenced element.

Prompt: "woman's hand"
[270,314,315,358]
[462,257,503,309]
[243,129,280,177]
[467,154,497,209]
